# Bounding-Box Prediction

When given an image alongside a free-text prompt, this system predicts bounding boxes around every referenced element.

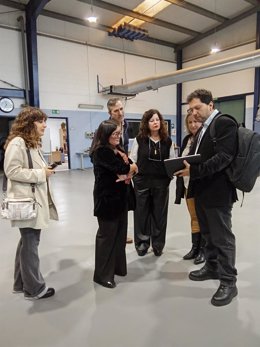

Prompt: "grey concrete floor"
[0,170,259,347]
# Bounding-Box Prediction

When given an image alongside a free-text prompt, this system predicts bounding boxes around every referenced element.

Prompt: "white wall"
[37,35,177,114]
[182,43,255,102]
[0,28,24,109]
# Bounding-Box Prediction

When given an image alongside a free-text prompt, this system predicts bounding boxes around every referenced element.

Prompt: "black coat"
[93,146,131,220]
[188,114,238,207]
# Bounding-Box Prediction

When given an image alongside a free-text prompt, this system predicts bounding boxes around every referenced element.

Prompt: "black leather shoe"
[40,287,55,299]
[194,248,205,265]
[153,249,163,257]
[211,284,238,307]
[94,279,116,289]
[183,246,199,260]
[25,287,55,300]
[189,265,219,281]
[137,249,147,256]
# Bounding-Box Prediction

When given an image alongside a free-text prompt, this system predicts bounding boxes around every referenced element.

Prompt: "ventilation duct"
[102,49,260,96]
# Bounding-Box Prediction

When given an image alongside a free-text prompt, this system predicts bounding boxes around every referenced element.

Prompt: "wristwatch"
[0,97,14,113]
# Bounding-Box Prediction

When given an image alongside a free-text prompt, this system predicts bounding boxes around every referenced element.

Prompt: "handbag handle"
[2,148,35,194]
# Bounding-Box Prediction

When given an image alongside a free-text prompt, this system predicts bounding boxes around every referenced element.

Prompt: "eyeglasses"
[111,131,122,138]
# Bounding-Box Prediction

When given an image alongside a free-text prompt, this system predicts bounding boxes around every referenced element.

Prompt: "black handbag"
[127,181,136,211]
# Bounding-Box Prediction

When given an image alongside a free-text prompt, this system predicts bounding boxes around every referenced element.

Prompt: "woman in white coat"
[4,107,58,300]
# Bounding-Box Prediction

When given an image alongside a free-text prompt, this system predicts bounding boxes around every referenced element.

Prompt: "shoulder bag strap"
[2,147,35,194]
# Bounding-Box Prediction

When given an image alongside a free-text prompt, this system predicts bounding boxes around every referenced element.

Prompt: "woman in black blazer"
[91,120,138,289]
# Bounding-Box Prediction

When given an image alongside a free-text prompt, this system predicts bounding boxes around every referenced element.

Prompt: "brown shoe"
[126,236,133,244]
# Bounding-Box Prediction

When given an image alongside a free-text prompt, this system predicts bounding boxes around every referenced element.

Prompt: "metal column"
[176,49,182,147]
[25,0,50,107]
[253,11,260,128]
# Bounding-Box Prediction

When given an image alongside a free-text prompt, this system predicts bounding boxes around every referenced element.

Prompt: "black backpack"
[210,114,260,193]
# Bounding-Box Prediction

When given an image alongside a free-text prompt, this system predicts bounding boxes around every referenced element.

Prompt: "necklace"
[149,138,160,156]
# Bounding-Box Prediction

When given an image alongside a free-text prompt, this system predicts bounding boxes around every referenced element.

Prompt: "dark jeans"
[195,201,237,286]
[94,207,128,282]
[134,183,169,252]
[14,228,46,296]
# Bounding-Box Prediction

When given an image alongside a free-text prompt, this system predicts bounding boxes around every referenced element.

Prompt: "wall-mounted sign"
[52,109,60,114]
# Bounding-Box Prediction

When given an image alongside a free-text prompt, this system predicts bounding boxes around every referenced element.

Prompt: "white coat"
[4,137,58,229]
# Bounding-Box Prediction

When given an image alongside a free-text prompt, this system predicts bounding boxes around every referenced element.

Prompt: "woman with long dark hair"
[130,109,175,256]
[91,120,138,288]
[4,107,58,300]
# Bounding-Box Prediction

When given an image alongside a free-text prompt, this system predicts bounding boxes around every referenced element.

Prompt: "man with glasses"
[175,89,238,307]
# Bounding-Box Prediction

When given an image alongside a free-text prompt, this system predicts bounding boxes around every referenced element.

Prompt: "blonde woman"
[174,111,205,264]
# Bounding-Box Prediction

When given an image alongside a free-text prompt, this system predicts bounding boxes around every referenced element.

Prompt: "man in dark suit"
[176,89,238,307]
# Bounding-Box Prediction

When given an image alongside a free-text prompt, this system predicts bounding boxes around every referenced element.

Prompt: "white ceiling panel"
[0,0,258,52]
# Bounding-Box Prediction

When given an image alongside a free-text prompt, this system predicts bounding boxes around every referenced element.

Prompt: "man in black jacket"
[176,89,238,307]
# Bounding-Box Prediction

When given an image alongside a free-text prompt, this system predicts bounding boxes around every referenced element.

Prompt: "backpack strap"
[209,114,245,205]
[210,113,238,147]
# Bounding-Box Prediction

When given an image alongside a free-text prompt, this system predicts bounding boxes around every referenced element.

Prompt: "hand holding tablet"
[164,154,201,178]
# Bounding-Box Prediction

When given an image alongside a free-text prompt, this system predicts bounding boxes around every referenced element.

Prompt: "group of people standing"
[3,88,239,307]
[91,90,239,308]
[90,100,174,288]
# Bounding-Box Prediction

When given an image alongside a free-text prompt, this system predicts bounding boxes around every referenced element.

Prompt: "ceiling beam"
[166,0,227,23]
[0,0,25,10]
[0,0,177,48]
[243,0,260,6]
[78,0,199,36]
[26,0,51,18]
[41,10,177,48]
[178,4,260,49]
[0,88,25,98]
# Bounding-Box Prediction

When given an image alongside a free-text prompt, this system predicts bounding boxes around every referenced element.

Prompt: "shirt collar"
[204,109,219,127]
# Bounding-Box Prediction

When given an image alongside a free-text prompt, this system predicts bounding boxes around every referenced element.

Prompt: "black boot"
[194,248,205,264]
[194,236,206,264]
[183,233,200,260]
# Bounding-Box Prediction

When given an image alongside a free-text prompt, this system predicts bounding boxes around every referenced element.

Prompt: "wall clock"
[0,97,14,113]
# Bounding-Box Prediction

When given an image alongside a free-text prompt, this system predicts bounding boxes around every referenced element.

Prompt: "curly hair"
[187,89,214,106]
[138,109,168,141]
[5,107,47,149]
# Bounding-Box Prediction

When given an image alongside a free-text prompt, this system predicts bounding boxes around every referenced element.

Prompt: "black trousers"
[195,200,237,286]
[134,182,169,252]
[94,207,128,282]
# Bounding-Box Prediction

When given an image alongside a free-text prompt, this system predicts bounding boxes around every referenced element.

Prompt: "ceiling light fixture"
[210,44,220,54]
[86,0,97,23]
[78,103,104,110]
[210,0,220,54]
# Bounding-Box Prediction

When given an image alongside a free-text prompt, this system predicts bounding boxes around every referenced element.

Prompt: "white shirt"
[195,109,219,154]
[129,137,176,163]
